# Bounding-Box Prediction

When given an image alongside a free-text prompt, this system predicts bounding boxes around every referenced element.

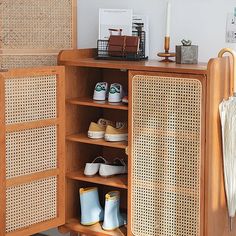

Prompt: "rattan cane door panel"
[6,126,57,179]
[6,176,57,233]
[0,0,76,70]
[0,67,65,236]
[5,75,57,124]
[0,0,74,50]
[131,74,202,236]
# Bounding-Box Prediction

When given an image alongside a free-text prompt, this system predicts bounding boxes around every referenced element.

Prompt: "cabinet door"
[128,71,206,236]
[0,67,65,236]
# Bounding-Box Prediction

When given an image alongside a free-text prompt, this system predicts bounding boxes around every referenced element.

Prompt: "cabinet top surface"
[59,55,208,75]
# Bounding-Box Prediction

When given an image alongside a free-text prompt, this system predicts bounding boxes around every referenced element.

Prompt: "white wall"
[77,0,236,62]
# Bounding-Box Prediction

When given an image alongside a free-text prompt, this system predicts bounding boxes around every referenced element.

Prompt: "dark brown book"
[108,35,126,56]
[125,36,140,54]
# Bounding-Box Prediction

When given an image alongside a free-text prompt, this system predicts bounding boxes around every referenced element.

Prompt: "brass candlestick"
[157,36,176,62]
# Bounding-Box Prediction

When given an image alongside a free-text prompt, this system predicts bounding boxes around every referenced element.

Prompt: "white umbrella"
[219,48,236,230]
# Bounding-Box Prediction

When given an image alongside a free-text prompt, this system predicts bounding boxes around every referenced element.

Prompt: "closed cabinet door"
[0,67,65,236]
[129,71,205,236]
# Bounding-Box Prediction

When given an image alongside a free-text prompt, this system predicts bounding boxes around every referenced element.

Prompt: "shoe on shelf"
[122,96,128,104]
[84,156,108,177]
[108,83,124,103]
[88,118,115,139]
[105,122,128,142]
[93,82,108,101]
[102,191,127,230]
[99,158,127,177]
[80,187,104,225]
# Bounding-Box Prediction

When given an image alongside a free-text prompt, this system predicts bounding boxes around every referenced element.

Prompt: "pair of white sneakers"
[84,156,127,177]
[93,82,124,103]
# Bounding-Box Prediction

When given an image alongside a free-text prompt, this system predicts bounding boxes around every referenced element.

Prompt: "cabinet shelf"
[67,97,128,110]
[66,133,128,149]
[64,218,127,236]
[67,170,128,189]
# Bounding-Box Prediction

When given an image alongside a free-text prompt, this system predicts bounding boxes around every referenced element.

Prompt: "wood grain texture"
[0,49,61,54]
[1,66,65,78]
[72,0,77,49]
[0,74,6,236]
[66,170,128,189]
[56,66,66,226]
[67,97,128,111]
[205,56,236,236]
[66,133,127,149]
[6,169,60,187]
[58,52,207,75]
[64,218,126,236]
[6,119,59,132]
[58,49,97,62]
[127,71,133,236]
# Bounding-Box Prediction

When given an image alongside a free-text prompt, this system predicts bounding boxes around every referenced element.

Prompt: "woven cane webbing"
[5,75,57,124]
[131,75,202,236]
[6,176,57,232]
[0,55,57,70]
[6,126,57,179]
[0,0,73,49]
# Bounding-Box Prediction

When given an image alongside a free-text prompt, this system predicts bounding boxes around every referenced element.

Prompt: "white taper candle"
[166,1,171,37]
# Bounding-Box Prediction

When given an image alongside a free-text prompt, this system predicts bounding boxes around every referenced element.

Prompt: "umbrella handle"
[218,48,236,97]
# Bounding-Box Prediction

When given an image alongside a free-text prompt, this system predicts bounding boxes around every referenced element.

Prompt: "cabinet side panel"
[205,57,236,236]
[131,74,202,236]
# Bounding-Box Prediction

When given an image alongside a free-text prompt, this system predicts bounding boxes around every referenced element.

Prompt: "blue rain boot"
[102,191,127,230]
[79,187,104,225]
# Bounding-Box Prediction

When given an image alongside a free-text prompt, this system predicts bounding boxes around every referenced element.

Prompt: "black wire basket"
[96,31,148,61]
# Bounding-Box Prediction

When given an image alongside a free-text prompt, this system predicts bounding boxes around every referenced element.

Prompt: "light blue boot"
[102,191,127,230]
[79,187,104,225]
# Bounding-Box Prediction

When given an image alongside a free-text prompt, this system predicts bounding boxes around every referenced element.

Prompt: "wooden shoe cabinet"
[0,49,235,236]
[57,49,236,236]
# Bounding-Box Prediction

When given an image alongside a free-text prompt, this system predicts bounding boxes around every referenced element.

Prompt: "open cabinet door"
[0,67,65,236]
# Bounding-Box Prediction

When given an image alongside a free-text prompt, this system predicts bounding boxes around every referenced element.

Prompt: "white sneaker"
[84,156,108,176]
[108,83,123,103]
[93,82,108,101]
[99,159,127,177]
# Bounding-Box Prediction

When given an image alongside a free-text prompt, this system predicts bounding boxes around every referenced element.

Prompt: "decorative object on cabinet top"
[176,39,198,64]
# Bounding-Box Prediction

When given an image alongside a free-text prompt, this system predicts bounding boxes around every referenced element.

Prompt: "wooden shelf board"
[59,57,208,75]
[64,218,127,236]
[66,133,127,149]
[67,97,128,110]
[67,170,128,189]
